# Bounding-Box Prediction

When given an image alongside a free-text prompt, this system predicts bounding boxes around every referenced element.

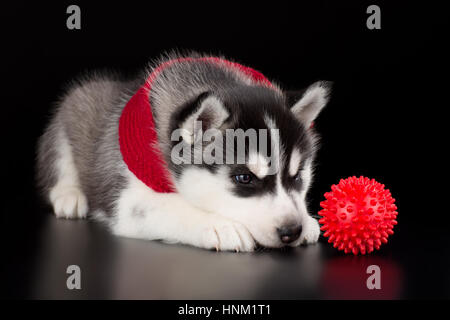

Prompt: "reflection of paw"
[299,216,320,245]
[202,216,255,252]
[50,186,88,219]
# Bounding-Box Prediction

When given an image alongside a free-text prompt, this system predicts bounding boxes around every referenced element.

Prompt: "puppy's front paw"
[49,186,88,219]
[202,216,255,252]
[299,216,320,245]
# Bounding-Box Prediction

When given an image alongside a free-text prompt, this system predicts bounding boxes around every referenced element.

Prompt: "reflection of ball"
[319,176,398,255]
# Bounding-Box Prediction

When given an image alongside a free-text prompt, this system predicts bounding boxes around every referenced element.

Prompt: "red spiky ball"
[319,176,398,255]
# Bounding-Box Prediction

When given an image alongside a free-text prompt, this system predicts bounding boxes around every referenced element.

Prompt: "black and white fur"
[37,53,332,252]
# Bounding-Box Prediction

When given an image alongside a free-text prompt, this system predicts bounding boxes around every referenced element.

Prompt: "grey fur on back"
[37,72,141,216]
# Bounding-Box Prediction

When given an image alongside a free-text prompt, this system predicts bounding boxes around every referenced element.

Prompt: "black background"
[1,1,449,299]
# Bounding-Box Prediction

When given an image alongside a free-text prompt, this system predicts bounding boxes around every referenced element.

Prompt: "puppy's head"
[169,81,331,248]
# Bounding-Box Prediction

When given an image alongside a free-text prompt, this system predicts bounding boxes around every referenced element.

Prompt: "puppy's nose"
[277,225,302,244]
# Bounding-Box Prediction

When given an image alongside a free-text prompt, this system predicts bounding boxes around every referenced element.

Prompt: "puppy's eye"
[234,174,252,184]
[294,170,302,181]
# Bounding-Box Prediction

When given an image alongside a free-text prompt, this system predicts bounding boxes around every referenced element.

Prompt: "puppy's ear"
[178,92,229,144]
[287,81,332,128]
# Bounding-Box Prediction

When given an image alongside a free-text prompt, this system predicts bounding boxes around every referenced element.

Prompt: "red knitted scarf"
[118,57,273,193]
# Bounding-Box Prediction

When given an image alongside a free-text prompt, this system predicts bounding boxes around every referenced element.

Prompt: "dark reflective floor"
[3,212,449,299]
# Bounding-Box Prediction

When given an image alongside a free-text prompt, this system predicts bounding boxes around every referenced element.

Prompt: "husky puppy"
[37,53,331,252]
